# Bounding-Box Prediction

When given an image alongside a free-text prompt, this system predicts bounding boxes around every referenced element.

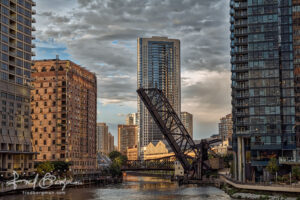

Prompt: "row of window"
[248,0,290,6]
[1,0,32,17]
[0,91,29,102]
[248,14,279,24]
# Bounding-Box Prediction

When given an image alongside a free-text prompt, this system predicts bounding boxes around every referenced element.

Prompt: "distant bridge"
[122,156,176,171]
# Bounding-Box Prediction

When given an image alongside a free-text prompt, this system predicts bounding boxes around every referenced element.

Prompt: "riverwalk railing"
[219,174,300,193]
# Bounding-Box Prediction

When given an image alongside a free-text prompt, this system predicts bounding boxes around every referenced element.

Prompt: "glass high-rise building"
[0,0,36,177]
[231,0,300,182]
[137,36,181,159]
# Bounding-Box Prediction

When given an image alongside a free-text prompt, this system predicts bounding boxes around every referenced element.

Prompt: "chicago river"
[0,175,231,200]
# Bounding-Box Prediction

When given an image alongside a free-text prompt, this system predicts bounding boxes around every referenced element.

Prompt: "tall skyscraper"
[97,123,114,155]
[118,124,138,155]
[0,0,36,177]
[181,112,193,139]
[96,123,108,154]
[231,0,299,182]
[31,59,97,174]
[126,113,138,125]
[137,36,181,159]
[108,132,114,154]
[219,114,233,144]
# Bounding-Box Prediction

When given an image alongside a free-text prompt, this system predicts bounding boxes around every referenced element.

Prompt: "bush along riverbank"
[0,156,126,197]
[222,184,300,200]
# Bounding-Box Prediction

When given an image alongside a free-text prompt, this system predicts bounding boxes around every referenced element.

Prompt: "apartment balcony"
[32,17,36,23]
[232,67,248,72]
[251,160,269,167]
[234,85,249,90]
[231,57,248,64]
[235,49,248,54]
[9,42,16,48]
[32,9,36,15]
[32,35,36,40]
[10,6,16,12]
[9,32,16,39]
[232,76,249,81]
[235,39,248,45]
[9,60,15,65]
[10,15,16,22]
[234,31,248,36]
[234,12,247,19]
[251,142,282,150]
[32,51,36,56]
[32,43,36,48]
[32,1,36,6]
[279,157,300,165]
[32,26,36,31]
[9,51,16,57]
[234,102,249,107]
[236,130,250,135]
[235,111,249,116]
[234,2,247,9]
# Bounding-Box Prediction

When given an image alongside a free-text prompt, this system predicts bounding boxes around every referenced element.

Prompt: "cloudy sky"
[35,0,231,143]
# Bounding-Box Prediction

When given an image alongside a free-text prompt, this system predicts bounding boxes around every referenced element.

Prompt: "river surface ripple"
[0,175,232,200]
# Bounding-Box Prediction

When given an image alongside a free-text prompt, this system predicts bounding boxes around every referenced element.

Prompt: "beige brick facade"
[31,59,97,174]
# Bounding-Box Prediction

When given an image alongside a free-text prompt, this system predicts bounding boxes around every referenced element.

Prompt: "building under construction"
[31,58,97,174]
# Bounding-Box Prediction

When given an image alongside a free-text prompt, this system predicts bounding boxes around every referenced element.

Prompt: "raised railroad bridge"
[122,156,176,171]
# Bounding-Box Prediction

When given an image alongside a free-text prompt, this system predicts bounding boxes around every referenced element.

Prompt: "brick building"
[118,125,137,155]
[31,58,97,174]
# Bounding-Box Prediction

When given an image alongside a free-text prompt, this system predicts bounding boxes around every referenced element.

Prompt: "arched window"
[50,66,55,71]
[58,66,64,71]
[41,67,47,72]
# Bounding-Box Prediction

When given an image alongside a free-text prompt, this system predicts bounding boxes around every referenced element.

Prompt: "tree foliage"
[36,161,70,175]
[36,161,55,175]
[266,158,279,175]
[292,166,300,180]
[109,151,122,161]
[108,151,128,177]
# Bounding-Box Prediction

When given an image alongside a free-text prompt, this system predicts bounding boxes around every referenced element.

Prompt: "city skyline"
[34,0,231,142]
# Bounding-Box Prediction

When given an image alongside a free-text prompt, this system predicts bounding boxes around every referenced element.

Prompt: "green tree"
[36,161,55,175]
[115,155,128,167]
[108,151,128,178]
[109,151,122,161]
[292,166,300,180]
[266,158,279,175]
[52,161,70,174]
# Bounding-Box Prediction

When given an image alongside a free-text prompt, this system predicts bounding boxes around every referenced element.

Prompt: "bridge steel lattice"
[137,88,209,180]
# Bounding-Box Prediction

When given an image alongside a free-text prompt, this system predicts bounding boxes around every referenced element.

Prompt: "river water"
[0,175,232,200]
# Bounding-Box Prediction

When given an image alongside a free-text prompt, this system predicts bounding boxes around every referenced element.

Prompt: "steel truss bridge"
[122,88,220,180]
[122,156,176,171]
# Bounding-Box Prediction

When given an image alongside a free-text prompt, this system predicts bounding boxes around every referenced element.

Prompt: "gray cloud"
[35,0,231,138]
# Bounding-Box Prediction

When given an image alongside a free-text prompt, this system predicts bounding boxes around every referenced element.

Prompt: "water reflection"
[0,175,231,200]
